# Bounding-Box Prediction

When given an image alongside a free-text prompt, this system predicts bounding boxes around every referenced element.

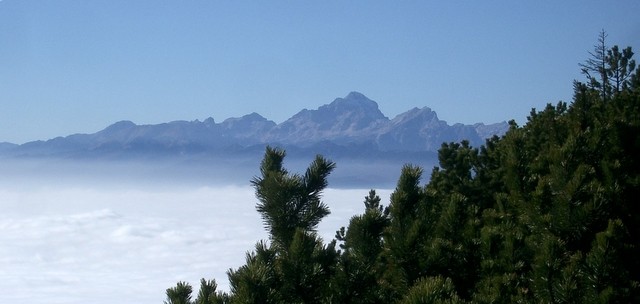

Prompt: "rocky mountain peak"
[392,107,437,122]
[269,92,390,144]
[203,117,216,127]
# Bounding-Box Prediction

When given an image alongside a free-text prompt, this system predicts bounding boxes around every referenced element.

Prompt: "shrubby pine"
[165,34,639,303]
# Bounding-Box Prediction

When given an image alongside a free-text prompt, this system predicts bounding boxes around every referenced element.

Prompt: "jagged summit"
[268,92,389,144]
[390,107,439,125]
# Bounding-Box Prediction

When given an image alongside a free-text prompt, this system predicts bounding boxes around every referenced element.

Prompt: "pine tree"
[580,30,611,101]
[382,164,428,298]
[227,241,279,304]
[334,190,390,303]
[164,281,193,304]
[401,276,464,304]
[252,146,335,249]
[164,34,640,304]
[607,45,636,93]
[582,219,632,303]
[195,279,228,304]
[227,146,339,303]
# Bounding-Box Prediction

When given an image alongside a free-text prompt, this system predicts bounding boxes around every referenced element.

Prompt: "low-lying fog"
[0,159,396,304]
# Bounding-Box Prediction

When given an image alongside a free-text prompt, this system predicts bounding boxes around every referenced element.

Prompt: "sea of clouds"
[0,178,392,303]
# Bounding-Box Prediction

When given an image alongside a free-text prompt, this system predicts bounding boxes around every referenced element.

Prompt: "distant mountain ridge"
[2,92,508,159]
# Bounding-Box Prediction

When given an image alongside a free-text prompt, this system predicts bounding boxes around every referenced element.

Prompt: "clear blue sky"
[1,0,638,144]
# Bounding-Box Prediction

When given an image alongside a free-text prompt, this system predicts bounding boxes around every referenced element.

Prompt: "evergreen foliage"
[164,279,227,304]
[164,282,192,304]
[166,35,639,303]
[227,147,339,303]
[401,276,463,304]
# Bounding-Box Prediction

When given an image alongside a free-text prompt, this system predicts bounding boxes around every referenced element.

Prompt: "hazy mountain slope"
[375,107,481,151]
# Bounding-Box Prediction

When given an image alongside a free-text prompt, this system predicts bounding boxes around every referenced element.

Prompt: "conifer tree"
[252,146,335,249]
[382,164,428,297]
[164,281,193,304]
[195,279,228,304]
[401,276,464,304]
[334,190,390,303]
[580,30,611,101]
[227,146,339,303]
[164,34,640,304]
[607,45,636,93]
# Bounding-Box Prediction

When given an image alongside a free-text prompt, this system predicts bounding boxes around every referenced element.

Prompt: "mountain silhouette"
[2,92,508,159]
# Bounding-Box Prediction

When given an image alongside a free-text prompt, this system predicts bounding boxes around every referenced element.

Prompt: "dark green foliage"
[470,37,639,303]
[582,219,630,303]
[580,30,611,101]
[381,165,429,299]
[607,45,636,93]
[401,276,464,304]
[227,147,339,303]
[333,190,390,303]
[344,191,389,263]
[195,279,218,304]
[164,279,228,304]
[197,279,229,304]
[165,282,193,304]
[166,36,639,303]
[227,241,279,303]
[252,146,336,249]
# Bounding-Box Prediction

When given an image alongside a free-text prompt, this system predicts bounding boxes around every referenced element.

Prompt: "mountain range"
[0,92,509,187]
[1,92,508,160]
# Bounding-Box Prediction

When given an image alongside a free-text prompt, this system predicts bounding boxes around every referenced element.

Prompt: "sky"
[1,1,639,144]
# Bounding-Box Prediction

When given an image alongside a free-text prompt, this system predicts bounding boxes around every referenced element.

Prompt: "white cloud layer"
[0,184,391,303]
